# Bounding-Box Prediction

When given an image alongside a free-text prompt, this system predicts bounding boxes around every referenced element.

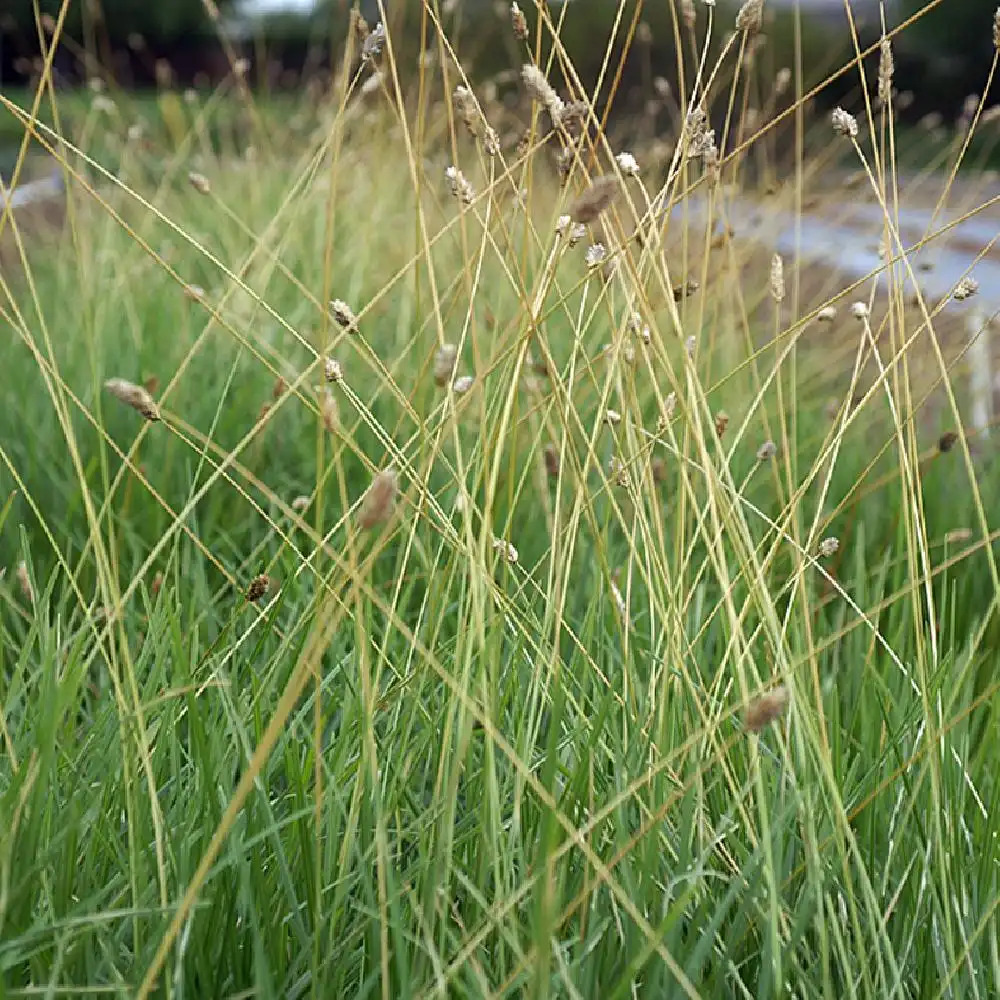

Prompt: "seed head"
[183,283,205,301]
[362,21,386,61]
[568,175,619,224]
[604,408,622,426]
[188,171,210,194]
[878,37,894,107]
[744,686,789,732]
[511,1,529,40]
[832,106,858,138]
[272,375,287,400]
[320,388,337,433]
[568,222,586,247]
[817,305,837,322]
[955,276,979,301]
[995,7,1000,49]
[585,243,607,268]
[769,253,785,303]
[358,469,398,530]
[452,85,480,136]
[482,126,501,157]
[104,378,160,421]
[938,430,959,453]
[757,439,777,461]
[735,0,763,33]
[521,64,564,126]
[492,536,519,564]
[330,299,358,330]
[324,357,343,383]
[434,343,459,387]
[543,444,560,478]
[775,67,792,96]
[453,375,475,395]
[15,561,33,603]
[945,527,972,545]
[292,495,311,512]
[615,151,640,177]
[850,301,870,321]
[714,410,730,437]
[818,536,839,558]
[246,574,271,603]
[445,165,475,205]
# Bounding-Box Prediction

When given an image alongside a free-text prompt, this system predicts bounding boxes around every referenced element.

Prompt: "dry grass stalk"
[744,686,789,732]
[358,469,398,529]
[104,378,160,421]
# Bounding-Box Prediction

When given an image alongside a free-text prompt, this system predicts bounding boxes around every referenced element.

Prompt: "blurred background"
[1,0,995,117]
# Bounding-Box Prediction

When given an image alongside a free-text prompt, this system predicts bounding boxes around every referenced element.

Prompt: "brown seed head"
[246,574,271,603]
[543,444,560,478]
[715,411,730,437]
[938,430,960,453]
[16,561,33,603]
[330,299,357,330]
[358,469,398,530]
[568,175,618,224]
[510,1,529,40]
[272,375,287,400]
[744,686,789,732]
[104,378,160,421]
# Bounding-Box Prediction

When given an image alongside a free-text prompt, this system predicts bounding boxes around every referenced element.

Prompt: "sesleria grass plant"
[1,0,1000,996]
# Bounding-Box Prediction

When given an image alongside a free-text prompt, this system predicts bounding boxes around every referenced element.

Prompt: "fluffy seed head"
[324,357,343,383]
[16,561,33,603]
[358,469,398,530]
[492,537,519,564]
[585,243,607,268]
[769,253,785,303]
[832,106,858,138]
[615,151,640,177]
[445,165,475,205]
[568,175,619,224]
[757,439,777,461]
[735,0,763,33]
[104,378,160,421]
[188,171,210,194]
[453,374,475,395]
[434,343,459,387]
[452,85,479,136]
[320,388,337,433]
[521,64,564,125]
[817,305,837,322]
[955,276,979,301]
[818,536,839,558]
[330,299,357,330]
[714,411,730,437]
[850,301,870,321]
[744,686,789,732]
[604,408,622,426]
[775,67,792,96]
[292,495,311,512]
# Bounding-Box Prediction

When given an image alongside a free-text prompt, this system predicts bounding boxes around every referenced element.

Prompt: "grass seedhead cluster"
[1,0,1000,995]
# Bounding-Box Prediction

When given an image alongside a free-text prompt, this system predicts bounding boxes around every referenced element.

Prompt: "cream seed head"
[521,63,564,126]
[568,175,619,224]
[434,343,459,387]
[757,439,777,461]
[585,243,607,268]
[832,106,858,138]
[817,305,838,322]
[850,301,870,320]
[769,253,785,303]
[292,495,311,512]
[330,299,358,330]
[955,276,979,301]
[361,21,386,60]
[615,151,640,177]
[188,171,210,194]
[104,378,160,421]
[818,536,840,558]
[878,37,894,107]
[492,536,519,564]
[324,357,343,383]
[453,374,475,395]
[445,165,475,204]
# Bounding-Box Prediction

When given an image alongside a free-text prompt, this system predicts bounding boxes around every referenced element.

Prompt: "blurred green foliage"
[4,0,234,42]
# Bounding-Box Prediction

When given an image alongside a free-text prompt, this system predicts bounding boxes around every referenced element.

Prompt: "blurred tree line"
[0,0,995,115]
